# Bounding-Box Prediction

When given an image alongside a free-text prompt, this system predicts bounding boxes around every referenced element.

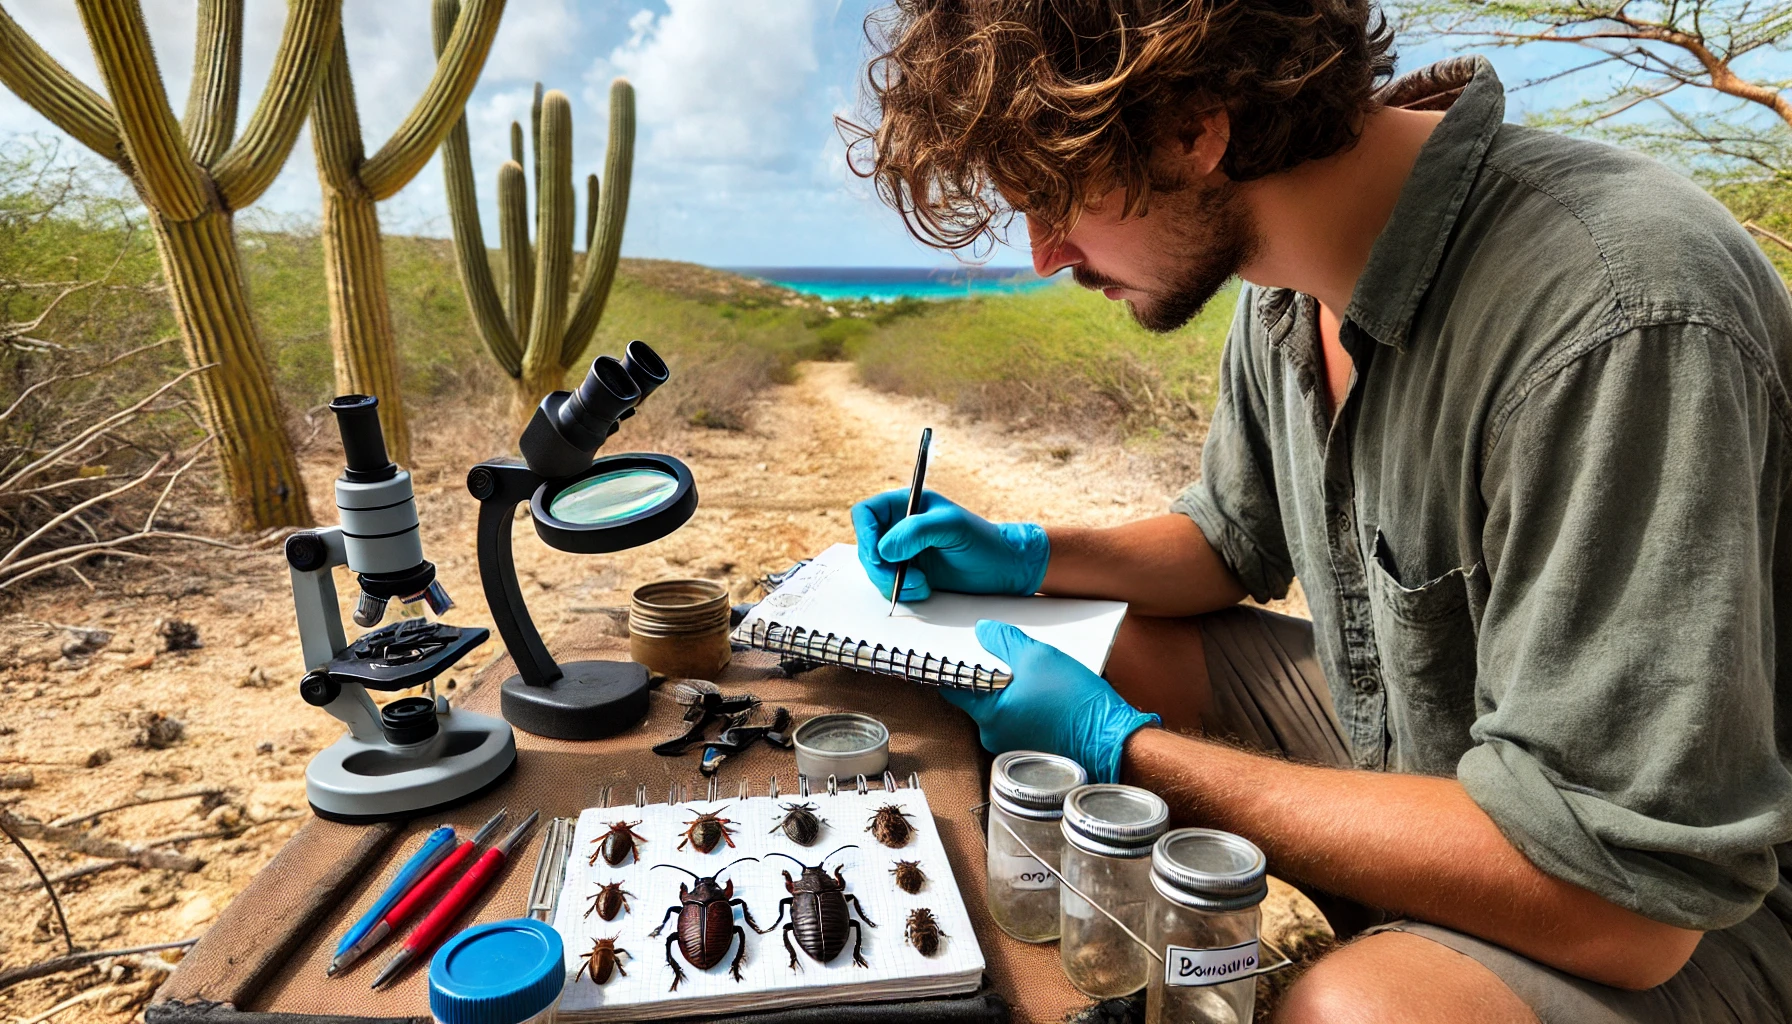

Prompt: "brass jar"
[629,579,732,680]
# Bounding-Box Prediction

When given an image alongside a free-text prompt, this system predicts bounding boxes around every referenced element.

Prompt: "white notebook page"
[738,544,1128,676]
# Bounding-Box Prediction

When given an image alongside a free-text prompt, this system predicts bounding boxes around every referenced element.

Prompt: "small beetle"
[763,845,877,970]
[575,935,630,985]
[591,820,647,866]
[768,801,826,847]
[649,858,765,990]
[679,806,739,854]
[866,803,916,848]
[904,908,946,956]
[585,880,634,922]
[890,859,926,894]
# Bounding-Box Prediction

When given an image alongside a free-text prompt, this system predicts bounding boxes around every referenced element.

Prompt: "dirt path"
[0,362,1314,1022]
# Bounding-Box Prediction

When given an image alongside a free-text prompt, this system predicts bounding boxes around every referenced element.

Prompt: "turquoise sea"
[730,266,1060,302]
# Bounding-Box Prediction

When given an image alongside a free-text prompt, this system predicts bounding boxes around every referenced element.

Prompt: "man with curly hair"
[844,2,1792,1021]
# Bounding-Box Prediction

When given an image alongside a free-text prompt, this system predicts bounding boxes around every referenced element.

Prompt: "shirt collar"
[1343,57,1506,351]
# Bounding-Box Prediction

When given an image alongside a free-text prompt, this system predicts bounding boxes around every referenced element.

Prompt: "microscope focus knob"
[286,531,330,573]
[299,669,340,707]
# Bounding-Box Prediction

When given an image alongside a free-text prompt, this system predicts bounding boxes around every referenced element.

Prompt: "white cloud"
[599,0,822,172]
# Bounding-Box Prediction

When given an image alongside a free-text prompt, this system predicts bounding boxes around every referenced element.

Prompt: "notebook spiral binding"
[734,619,1012,692]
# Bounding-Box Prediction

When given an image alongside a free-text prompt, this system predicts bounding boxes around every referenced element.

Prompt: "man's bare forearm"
[1041,515,1247,616]
[1122,728,1701,990]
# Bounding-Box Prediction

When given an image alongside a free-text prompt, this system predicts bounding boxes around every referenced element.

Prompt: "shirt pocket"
[1367,528,1482,775]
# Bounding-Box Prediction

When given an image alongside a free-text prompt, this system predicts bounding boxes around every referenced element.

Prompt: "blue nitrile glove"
[851,489,1050,602]
[940,620,1159,784]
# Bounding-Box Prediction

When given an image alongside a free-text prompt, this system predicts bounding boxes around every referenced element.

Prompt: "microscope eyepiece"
[622,340,668,402]
[553,355,641,450]
[330,395,396,483]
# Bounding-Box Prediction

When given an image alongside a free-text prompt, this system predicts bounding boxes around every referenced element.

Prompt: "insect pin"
[591,820,647,866]
[649,858,765,991]
[586,881,635,921]
[904,908,946,956]
[890,859,926,894]
[575,935,630,985]
[768,801,826,847]
[680,805,739,854]
[762,845,876,970]
[867,803,916,848]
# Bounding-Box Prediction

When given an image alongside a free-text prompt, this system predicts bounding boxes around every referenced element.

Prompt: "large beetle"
[647,857,765,990]
[762,845,877,970]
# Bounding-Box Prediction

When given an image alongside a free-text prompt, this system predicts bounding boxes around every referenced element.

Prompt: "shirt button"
[1353,676,1380,693]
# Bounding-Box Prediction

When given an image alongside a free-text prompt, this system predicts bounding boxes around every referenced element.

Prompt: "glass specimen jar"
[1145,828,1268,1024]
[985,750,1087,942]
[1059,784,1170,998]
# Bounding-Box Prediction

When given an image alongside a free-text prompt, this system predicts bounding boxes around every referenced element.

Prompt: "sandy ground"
[0,361,1316,1022]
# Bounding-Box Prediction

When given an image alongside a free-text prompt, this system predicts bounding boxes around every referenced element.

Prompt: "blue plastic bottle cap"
[429,919,564,1024]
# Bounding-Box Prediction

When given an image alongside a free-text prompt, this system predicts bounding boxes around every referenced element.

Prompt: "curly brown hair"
[840,0,1396,253]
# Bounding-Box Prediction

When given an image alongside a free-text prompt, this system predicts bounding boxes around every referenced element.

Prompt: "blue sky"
[0,2,1716,269]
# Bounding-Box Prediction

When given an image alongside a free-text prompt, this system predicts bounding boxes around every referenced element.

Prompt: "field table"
[149,624,1101,1024]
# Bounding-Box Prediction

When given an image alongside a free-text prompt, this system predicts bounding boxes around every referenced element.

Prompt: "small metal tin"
[629,579,731,680]
[792,713,889,780]
[1061,783,1170,858]
[991,751,1086,821]
[1150,827,1269,912]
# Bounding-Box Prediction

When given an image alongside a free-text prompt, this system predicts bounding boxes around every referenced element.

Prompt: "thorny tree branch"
[1745,219,1792,252]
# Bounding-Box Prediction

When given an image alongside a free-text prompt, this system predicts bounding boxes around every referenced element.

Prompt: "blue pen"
[330,826,456,970]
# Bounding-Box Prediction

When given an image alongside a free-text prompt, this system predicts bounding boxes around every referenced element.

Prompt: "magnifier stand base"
[500,660,651,740]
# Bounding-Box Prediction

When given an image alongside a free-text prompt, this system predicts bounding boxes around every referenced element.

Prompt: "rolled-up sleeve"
[1172,291,1296,604]
[1462,322,1792,930]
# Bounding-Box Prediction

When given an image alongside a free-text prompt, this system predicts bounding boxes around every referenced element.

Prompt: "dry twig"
[0,807,203,873]
[49,786,226,828]
[0,938,198,992]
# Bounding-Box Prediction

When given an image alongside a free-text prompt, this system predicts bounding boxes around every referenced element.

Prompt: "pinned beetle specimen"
[649,858,765,990]
[768,801,826,847]
[866,803,916,848]
[763,846,877,970]
[679,806,739,853]
[575,936,630,984]
[890,859,926,894]
[905,908,946,956]
[590,820,648,866]
[586,881,635,921]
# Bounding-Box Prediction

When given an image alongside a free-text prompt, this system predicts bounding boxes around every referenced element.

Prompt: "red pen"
[370,810,540,989]
[328,809,507,976]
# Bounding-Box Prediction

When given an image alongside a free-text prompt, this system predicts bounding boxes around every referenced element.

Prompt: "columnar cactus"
[307,0,505,464]
[0,0,342,529]
[436,0,636,418]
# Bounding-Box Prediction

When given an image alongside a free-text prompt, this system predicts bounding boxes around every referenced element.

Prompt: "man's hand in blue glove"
[851,489,1050,602]
[941,620,1158,784]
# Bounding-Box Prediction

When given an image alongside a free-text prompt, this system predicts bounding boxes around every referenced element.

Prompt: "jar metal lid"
[992,751,1086,817]
[1060,783,1168,857]
[1150,827,1268,911]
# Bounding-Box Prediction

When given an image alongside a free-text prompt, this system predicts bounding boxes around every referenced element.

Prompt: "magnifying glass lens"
[548,467,680,525]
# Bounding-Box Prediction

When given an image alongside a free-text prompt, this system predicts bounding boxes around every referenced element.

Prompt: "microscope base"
[305,707,518,824]
[500,660,651,740]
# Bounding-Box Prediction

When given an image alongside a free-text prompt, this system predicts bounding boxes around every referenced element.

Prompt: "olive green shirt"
[1174,58,1792,932]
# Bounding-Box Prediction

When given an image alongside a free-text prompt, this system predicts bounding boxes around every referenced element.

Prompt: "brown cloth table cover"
[152,625,1095,1023]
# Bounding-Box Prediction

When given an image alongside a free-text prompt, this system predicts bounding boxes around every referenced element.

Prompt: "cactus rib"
[499,159,534,347]
[0,5,125,165]
[520,89,573,396]
[76,0,208,221]
[210,0,339,211]
[182,0,243,166]
[309,29,364,197]
[561,78,634,368]
[360,0,505,200]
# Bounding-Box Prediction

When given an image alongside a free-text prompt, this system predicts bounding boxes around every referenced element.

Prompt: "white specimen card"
[737,544,1128,678]
[551,786,984,1021]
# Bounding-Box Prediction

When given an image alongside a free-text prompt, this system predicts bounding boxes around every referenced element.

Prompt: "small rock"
[132,712,185,749]
[60,629,111,658]
[255,741,274,755]
[85,748,112,768]
[171,893,216,931]
[0,769,34,790]
[156,619,202,652]
[49,657,81,672]
[238,666,273,689]
[206,804,243,829]
[128,654,155,671]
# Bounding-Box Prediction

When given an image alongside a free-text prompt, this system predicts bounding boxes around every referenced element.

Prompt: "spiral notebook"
[547,774,984,1022]
[732,544,1128,691]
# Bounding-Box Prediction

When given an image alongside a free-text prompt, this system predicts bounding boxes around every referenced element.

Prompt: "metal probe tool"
[369,810,541,990]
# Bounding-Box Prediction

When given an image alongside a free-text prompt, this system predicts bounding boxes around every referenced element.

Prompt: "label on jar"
[995,850,1057,890]
[1164,940,1260,987]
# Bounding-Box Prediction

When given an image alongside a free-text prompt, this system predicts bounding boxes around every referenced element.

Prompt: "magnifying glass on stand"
[467,341,697,740]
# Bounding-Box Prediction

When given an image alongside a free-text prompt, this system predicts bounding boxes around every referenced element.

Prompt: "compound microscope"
[285,396,516,823]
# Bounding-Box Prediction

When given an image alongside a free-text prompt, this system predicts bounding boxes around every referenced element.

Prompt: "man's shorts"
[1198,604,1792,1024]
